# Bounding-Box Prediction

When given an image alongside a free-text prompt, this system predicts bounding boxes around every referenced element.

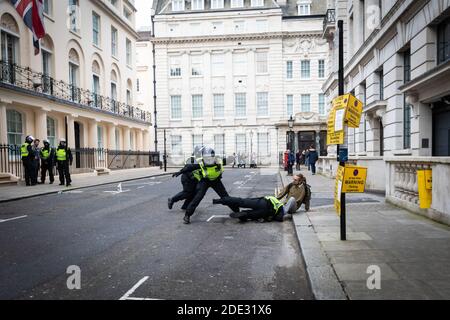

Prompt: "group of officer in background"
[168,145,309,224]
[21,135,73,187]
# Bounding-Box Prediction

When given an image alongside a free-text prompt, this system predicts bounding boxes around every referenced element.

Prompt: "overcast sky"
[135,0,153,31]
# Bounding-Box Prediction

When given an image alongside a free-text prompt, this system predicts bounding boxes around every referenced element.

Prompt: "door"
[432,100,450,156]
[298,131,316,153]
[74,122,81,168]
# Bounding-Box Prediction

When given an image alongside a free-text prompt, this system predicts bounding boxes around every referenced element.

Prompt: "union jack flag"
[10,0,46,55]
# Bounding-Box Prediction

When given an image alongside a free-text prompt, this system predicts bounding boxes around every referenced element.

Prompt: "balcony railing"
[0,60,151,124]
[323,8,336,33]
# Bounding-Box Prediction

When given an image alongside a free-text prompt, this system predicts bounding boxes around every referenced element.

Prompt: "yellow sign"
[327,106,344,145]
[334,165,344,215]
[342,165,367,193]
[417,170,432,209]
[331,94,364,129]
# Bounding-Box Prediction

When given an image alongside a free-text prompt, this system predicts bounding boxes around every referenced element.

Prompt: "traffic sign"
[342,164,367,193]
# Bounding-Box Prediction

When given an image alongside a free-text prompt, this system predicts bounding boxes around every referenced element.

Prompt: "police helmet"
[193,145,204,159]
[25,135,34,143]
[202,147,216,166]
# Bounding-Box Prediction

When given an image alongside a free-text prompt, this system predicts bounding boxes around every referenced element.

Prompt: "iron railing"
[323,8,336,32]
[0,60,151,123]
[0,144,160,180]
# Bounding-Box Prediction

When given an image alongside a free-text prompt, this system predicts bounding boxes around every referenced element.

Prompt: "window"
[126,38,132,65]
[169,56,182,77]
[211,53,224,76]
[256,20,268,32]
[297,1,311,15]
[251,0,264,7]
[111,26,118,57]
[46,117,56,146]
[1,31,19,65]
[171,95,182,119]
[301,94,311,112]
[43,0,52,15]
[437,17,450,64]
[126,89,132,106]
[123,6,132,20]
[286,61,293,79]
[301,60,310,79]
[191,0,204,10]
[257,92,268,116]
[318,94,326,115]
[42,49,52,93]
[231,0,244,8]
[287,95,294,116]
[403,48,411,83]
[6,110,23,145]
[233,52,247,75]
[171,135,182,155]
[235,93,246,117]
[318,59,325,78]
[92,12,100,46]
[234,21,245,32]
[110,0,118,8]
[403,102,411,149]
[192,94,203,118]
[213,94,225,118]
[235,134,246,155]
[69,0,79,32]
[214,134,225,157]
[115,128,120,149]
[68,52,79,101]
[211,0,224,9]
[111,82,117,102]
[97,126,104,149]
[172,0,185,11]
[192,135,203,151]
[191,55,203,76]
[256,51,268,74]
[377,69,384,100]
[258,133,269,157]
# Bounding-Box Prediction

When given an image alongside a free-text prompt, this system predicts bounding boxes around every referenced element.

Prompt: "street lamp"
[287,115,294,150]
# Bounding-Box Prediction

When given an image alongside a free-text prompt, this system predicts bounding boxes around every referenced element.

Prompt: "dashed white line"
[119,276,149,300]
[0,215,28,223]
[207,215,230,222]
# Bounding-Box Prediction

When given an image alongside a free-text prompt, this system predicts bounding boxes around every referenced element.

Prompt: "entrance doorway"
[74,121,82,168]
[432,100,450,156]
[298,131,315,153]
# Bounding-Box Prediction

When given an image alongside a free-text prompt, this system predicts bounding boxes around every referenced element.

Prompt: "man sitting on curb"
[212,195,298,222]
[277,174,311,212]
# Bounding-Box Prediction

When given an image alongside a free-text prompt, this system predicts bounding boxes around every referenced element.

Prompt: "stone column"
[0,103,8,144]
[88,120,98,148]
[66,115,76,149]
[35,108,47,143]
[107,124,116,150]
[143,129,150,151]
[137,129,144,151]
[123,127,130,150]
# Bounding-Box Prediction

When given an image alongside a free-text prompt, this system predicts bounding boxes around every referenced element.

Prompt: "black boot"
[183,215,190,224]
[168,198,174,210]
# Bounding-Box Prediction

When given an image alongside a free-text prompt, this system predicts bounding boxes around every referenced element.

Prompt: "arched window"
[46,116,56,146]
[1,13,20,83]
[126,79,132,106]
[68,48,80,101]
[6,109,23,145]
[92,60,101,108]
[41,35,54,93]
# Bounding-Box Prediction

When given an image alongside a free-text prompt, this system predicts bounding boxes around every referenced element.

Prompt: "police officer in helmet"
[178,147,239,224]
[40,139,56,184]
[21,135,35,186]
[168,145,204,211]
[56,138,73,186]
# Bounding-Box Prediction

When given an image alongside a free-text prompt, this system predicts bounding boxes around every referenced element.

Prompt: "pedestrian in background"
[305,148,310,171]
[32,138,41,184]
[308,145,319,175]
[295,150,301,171]
[21,135,35,186]
[40,139,56,184]
[287,149,295,176]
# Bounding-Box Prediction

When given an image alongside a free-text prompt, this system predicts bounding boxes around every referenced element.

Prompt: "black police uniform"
[40,146,55,184]
[213,196,284,222]
[56,145,73,186]
[170,164,200,210]
[21,141,34,186]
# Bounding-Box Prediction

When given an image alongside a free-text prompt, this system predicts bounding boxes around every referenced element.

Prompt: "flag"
[10,0,46,55]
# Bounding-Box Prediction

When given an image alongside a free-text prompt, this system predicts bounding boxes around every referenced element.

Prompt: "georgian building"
[0,0,152,173]
[322,0,450,224]
[150,0,328,165]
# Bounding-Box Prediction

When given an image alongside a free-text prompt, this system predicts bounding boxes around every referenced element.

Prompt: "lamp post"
[151,9,158,154]
[287,115,294,151]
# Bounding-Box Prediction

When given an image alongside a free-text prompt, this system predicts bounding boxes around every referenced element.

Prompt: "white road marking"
[123,297,161,300]
[207,215,230,222]
[233,181,243,185]
[119,276,149,300]
[0,215,28,223]
[137,186,145,189]
[104,182,130,194]
[63,190,84,194]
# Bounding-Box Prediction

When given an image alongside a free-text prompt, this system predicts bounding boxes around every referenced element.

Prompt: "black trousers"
[185,178,239,217]
[22,159,33,185]
[57,161,71,185]
[41,160,54,183]
[219,196,274,220]
[172,174,197,209]
[33,160,40,183]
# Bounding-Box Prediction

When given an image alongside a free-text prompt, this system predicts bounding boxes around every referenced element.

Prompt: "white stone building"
[322,0,450,224]
[150,0,329,165]
[0,0,153,175]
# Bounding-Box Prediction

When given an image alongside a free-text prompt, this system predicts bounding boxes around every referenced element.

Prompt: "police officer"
[40,139,56,184]
[212,195,297,222]
[21,135,35,186]
[180,147,239,224]
[56,138,73,186]
[168,146,204,211]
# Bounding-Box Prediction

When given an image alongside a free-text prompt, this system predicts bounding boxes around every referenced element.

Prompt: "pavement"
[280,167,450,300]
[0,168,313,300]
[0,167,177,203]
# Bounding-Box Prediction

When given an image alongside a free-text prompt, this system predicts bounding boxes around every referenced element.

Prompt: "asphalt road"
[0,169,314,300]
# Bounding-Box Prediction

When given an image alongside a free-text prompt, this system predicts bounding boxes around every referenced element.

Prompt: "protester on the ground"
[277,174,310,212]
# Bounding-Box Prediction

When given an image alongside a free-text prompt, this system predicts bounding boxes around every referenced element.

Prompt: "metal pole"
[163,129,167,172]
[151,13,158,153]
[338,19,347,241]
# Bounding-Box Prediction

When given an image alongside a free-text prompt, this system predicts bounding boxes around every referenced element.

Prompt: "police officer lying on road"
[212,195,298,222]
[168,146,204,211]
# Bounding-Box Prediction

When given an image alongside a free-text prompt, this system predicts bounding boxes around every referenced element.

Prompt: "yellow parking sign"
[331,94,364,129]
[342,165,367,193]
[327,106,344,145]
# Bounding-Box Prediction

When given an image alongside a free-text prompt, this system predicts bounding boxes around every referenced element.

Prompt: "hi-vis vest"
[40,148,52,160]
[185,157,202,181]
[264,196,284,215]
[21,142,30,158]
[56,148,67,161]
[199,158,224,181]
